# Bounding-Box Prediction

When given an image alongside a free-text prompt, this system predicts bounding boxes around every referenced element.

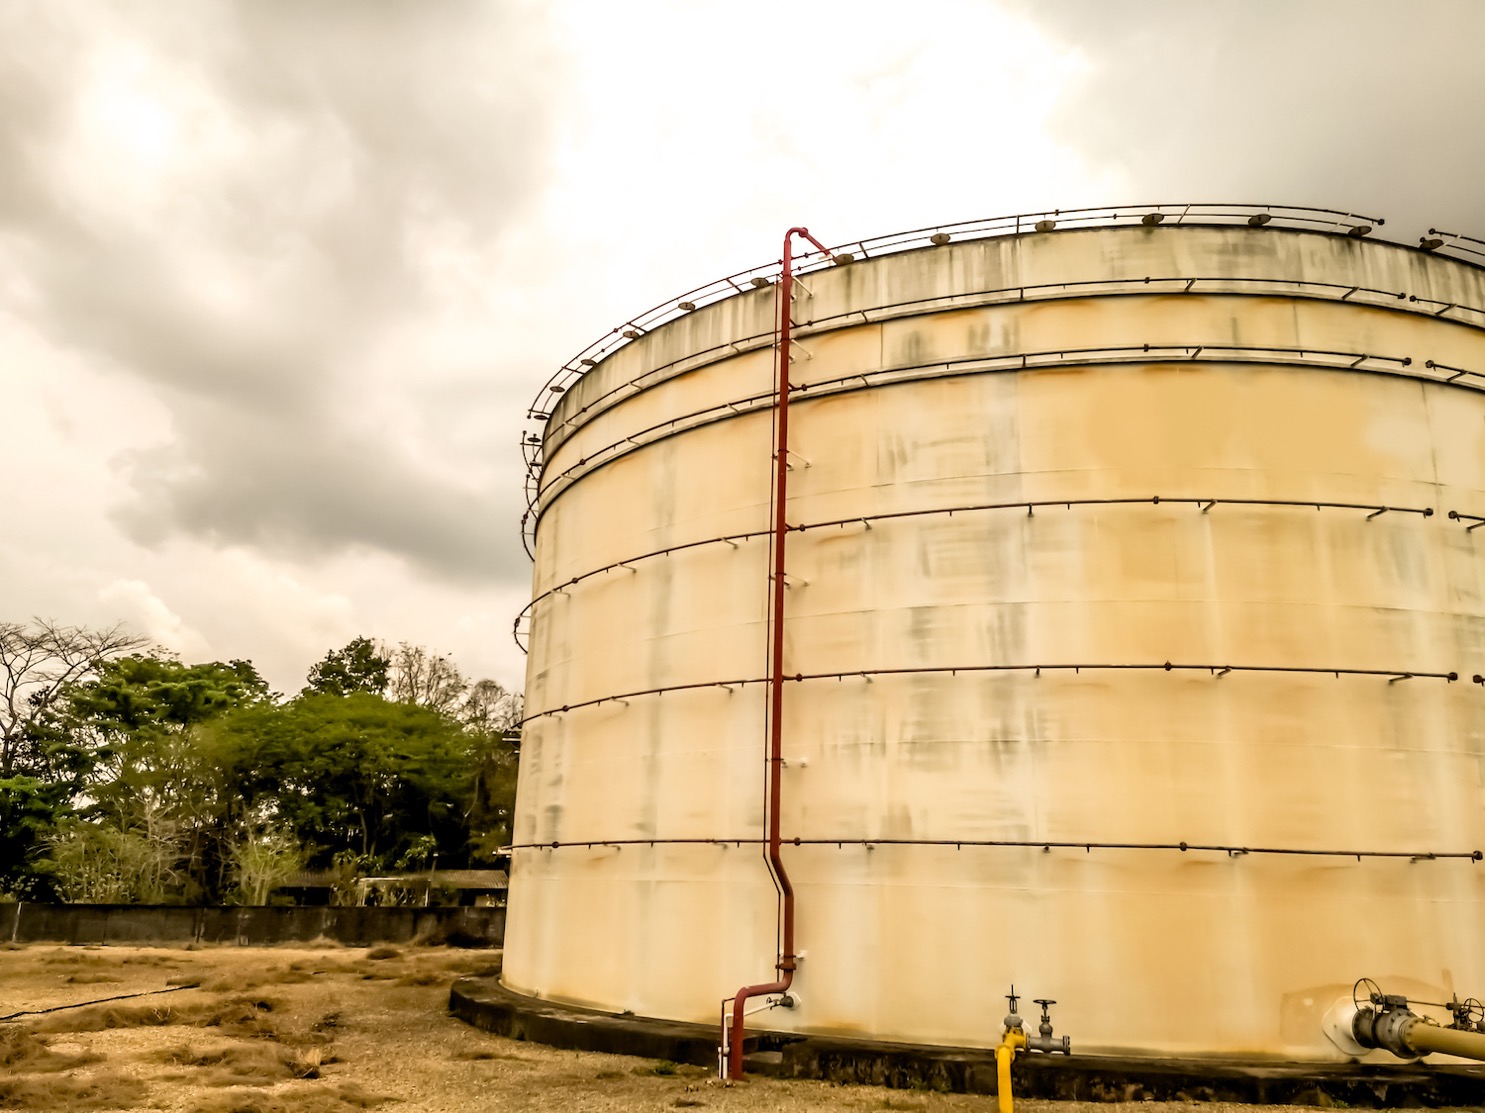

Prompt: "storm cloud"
[1,0,557,583]
[1012,0,1485,238]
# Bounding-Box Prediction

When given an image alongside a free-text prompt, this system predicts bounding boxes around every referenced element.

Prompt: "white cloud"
[97,578,207,658]
[536,0,1123,335]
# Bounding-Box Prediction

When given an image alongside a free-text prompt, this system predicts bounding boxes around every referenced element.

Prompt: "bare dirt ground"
[0,943,1460,1113]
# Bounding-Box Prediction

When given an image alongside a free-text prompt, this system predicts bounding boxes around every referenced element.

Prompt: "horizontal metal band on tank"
[1428,228,1485,264]
[532,343,1425,509]
[528,344,1460,525]
[541,205,1385,376]
[518,663,1460,725]
[810,281,1485,336]
[513,497,1438,652]
[522,204,1387,440]
[521,282,1485,535]
[520,276,1485,527]
[529,276,1485,458]
[519,329,1482,552]
[1424,359,1485,383]
[819,202,1383,267]
[788,345,1443,398]
[517,211,1485,547]
[504,836,1483,862]
[519,203,1451,555]
[1449,510,1485,531]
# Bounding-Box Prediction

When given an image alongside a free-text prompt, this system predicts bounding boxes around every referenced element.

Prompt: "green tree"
[306,640,525,866]
[49,654,273,902]
[0,775,73,899]
[0,620,148,897]
[228,826,306,906]
[461,679,523,859]
[304,637,390,698]
[27,635,520,904]
[238,691,474,873]
[45,818,184,904]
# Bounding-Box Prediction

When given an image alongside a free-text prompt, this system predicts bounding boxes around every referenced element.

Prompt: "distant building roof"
[358,870,509,889]
[280,869,508,889]
[282,870,340,888]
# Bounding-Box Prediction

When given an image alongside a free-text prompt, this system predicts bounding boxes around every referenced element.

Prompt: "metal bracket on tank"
[1322,997,1368,1057]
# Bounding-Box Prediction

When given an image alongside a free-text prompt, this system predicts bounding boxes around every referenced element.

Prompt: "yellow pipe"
[996,1028,1027,1113]
[1406,1020,1485,1062]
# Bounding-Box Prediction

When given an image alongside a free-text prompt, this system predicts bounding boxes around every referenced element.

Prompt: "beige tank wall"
[507,225,1485,1059]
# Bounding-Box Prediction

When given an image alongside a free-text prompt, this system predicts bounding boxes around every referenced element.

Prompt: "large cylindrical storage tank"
[506,207,1485,1061]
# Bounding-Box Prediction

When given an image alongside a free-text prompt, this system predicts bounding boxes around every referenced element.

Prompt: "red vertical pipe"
[726,226,832,1079]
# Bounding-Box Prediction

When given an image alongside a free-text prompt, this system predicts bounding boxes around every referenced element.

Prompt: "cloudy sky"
[3,0,1483,695]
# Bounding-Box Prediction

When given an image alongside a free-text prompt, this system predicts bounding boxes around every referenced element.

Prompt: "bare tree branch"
[462,678,523,736]
[0,618,150,777]
[382,641,468,715]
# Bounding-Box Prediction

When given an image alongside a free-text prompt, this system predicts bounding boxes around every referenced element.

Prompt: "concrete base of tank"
[450,968,1485,1108]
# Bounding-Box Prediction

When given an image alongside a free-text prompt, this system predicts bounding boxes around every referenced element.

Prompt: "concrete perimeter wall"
[0,903,504,948]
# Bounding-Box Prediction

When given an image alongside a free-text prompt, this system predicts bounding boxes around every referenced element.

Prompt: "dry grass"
[155,1041,329,1085]
[62,971,123,985]
[0,1028,100,1073]
[32,994,285,1038]
[449,1046,533,1063]
[188,1082,393,1113]
[31,1000,183,1032]
[37,948,177,968]
[7,942,1467,1113]
[0,946,482,1113]
[391,968,444,987]
[0,1070,148,1110]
